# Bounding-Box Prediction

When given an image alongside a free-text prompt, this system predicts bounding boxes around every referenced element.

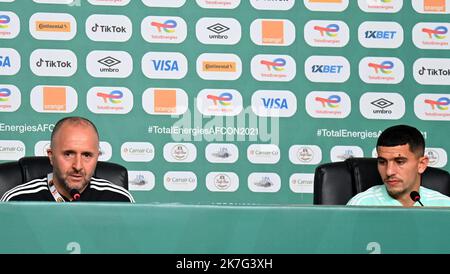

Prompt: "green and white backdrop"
[0,0,449,204]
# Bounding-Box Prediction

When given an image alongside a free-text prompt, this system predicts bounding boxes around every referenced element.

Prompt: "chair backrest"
[313,157,450,205]
[0,156,128,198]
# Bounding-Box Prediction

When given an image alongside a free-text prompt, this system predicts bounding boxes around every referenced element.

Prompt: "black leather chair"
[314,157,450,205]
[0,156,128,198]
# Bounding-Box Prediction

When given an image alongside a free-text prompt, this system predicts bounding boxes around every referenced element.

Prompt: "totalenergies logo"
[381,0,392,3]
[0,88,11,102]
[368,61,394,74]
[314,24,339,37]
[422,26,448,39]
[97,90,123,104]
[207,92,233,106]
[151,20,177,33]
[0,15,10,29]
[315,95,341,108]
[260,58,286,71]
[425,97,450,110]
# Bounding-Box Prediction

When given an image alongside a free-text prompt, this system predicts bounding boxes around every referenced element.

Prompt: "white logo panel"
[30,49,77,77]
[413,58,450,85]
[142,88,188,115]
[247,144,280,164]
[251,90,297,117]
[87,87,133,114]
[29,12,76,40]
[251,54,296,82]
[196,17,241,45]
[250,0,295,10]
[33,0,74,3]
[304,20,350,48]
[425,148,448,168]
[330,146,364,162]
[206,172,239,192]
[142,52,188,79]
[0,11,20,39]
[360,92,405,120]
[0,140,25,160]
[196,53,242,80]
[304,0,349,12]
[250,19,296,46]
[196,0,240,9]
[34,140,50,156]
[414,93,450,121]
[30,85,77,113]
[86,14,132,42]
[305,56,350,83]
[88,0,131,5]
[121,142,155,162]
[128,171,155,191]
[358,0,403,13]
[359,57,404,84]
[197,89,243,116]
[412,0,450,14]
[141,16,187,44]
[413,22,450,50]
[358,21,404,48]
[0,84,20,112]
[163,143,197,163]
[142,0,186,7]
[164,171,197,192]
[305,91,351,119]
[87,50,133,78]
[289,173,314,194]
[99,141,112,161]
[205,143,239,163]
[289,145,322,165]
[0,48,20,75]
[248,173,281,193]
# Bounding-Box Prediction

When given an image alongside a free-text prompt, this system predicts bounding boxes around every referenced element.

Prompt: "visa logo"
[262,98,288,109]
[0,56,11,68]
[152,60,179,71]
[365,31,396,39]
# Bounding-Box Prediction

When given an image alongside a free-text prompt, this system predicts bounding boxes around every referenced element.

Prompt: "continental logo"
[203,61,236,72]
[36,21,71,32]
[197,53,242,80]
[30,13,76,40]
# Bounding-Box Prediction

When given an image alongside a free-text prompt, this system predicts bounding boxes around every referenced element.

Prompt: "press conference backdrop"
[0,0,449,204]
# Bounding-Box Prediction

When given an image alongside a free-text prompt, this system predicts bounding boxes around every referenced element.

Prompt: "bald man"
[1,117,134,202]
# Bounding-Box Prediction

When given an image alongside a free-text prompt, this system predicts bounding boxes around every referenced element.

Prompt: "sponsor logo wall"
[0,0,448,204]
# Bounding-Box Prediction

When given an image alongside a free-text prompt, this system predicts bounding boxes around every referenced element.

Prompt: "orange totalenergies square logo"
[43,87,66,111]
[262,20,284,45]
[424,0,446,12]
[154,89,176,113]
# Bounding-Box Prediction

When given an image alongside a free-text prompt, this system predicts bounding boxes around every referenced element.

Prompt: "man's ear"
[418,156,429,174]
[47,148,54,166]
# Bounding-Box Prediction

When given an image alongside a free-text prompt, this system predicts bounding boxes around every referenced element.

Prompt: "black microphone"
[70,189,81,202]
[410,191,424,206]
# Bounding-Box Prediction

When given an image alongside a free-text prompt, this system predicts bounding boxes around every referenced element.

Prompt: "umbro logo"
[207,23,229,34]
[98,56,121,67]
[371,98,393,109]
